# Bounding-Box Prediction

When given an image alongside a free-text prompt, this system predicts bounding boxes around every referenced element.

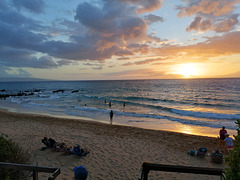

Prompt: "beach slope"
[0,110,225,180]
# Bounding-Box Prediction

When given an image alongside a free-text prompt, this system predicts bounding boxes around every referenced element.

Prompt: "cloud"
[103,68,181,79]
[153,31,240,59]
[1,0,163,68]
[177,0,238,17]
[0,67,32,77]
[0,46,71,69]
[11,0,45,14]
[73,1,150,57]
[186,13,239,32]
[92,66,103,70]
[144,14,164,24]
[186,16,212,32]
[177,0,240,33]
[123,57,169,66]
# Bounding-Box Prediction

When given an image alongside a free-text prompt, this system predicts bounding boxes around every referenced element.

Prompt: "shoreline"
[0,103,237,138]
[0,109,230,179]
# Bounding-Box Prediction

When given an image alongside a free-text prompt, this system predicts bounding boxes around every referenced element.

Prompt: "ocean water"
[0,78,239,137]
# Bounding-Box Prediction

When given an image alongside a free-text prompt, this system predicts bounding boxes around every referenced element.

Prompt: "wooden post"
[33,171,38,180]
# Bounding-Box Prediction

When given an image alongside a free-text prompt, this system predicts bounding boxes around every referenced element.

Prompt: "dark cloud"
[1,0,163,70]
[0,46,72,69]
[11,0,45,14]
[92,66,103,70]
[144,14,164,24]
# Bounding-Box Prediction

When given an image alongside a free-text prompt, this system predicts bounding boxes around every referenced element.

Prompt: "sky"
[1,0,240,80]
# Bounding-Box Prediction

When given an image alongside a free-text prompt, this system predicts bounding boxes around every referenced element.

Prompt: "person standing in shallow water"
[109,110,114,124]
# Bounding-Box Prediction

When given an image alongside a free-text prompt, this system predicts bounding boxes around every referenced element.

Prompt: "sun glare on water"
[176,63,199,78]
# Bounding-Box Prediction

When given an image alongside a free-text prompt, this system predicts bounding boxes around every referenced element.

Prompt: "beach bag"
[197,147,207,157]
[211,153,223,164]
[187,150,197,156]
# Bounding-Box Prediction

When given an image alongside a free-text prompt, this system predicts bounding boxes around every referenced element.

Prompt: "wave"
[72,105,237,129]
[27,102,60,108]
[171,109,240,120]
[104,99,239,120]
[92,95,239,109]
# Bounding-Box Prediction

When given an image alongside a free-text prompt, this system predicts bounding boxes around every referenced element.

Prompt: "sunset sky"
[1,0,240,80]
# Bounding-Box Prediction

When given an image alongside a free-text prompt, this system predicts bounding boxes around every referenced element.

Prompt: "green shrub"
[225,120,240,180]
[0,133,30,180]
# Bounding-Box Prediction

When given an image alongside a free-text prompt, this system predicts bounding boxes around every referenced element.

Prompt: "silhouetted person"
[219,126,227,146]
[109,110,114,124]
[109,101,112,108]
[123,102,125,107]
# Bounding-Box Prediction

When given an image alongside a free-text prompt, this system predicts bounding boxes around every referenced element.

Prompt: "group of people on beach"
[219,126,234,152]
[41,137,89,157]
[188,126,235,164]
[210,127,234,164]
[41,137,89,180]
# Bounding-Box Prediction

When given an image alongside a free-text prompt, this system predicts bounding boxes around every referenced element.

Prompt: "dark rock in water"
[53,89,65,93]
[33,89,41,92]
[0,90,35,99]
[71,90,79,93]
[0,89,6,92]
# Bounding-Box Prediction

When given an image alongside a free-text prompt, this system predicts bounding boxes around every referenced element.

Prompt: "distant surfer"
[109,110,114,124]
[109,101,112,108]
[123,101,125,107]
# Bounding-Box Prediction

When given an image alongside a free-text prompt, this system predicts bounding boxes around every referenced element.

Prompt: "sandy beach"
[0,109,228,180]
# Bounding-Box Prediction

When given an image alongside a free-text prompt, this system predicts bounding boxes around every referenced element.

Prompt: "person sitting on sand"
[219,126,227,146]
[224,134,234,152]
[42,137,50,147]
[73,144,89,157]
[211,149,223,164]
[41,137,56,149]
[73,165,88,180]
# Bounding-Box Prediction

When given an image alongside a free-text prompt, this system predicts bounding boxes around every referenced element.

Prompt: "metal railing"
[0,162,60,180]
[139,162,225,180]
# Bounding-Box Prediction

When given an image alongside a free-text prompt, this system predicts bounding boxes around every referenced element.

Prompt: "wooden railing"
[139,162,225,180]
[0,162,60,180]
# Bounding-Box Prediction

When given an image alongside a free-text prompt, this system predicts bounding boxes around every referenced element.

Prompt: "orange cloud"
[152,31,240,60]
[178,0,239,17]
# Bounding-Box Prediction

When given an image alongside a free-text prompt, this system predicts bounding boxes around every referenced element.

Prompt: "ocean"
[0,78,239,137]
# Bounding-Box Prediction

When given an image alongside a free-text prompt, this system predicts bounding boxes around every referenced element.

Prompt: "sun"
[176,63,199,78]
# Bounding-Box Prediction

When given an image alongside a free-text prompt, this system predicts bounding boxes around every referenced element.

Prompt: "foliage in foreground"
[225,119,240,180]
[0,133,30,180]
